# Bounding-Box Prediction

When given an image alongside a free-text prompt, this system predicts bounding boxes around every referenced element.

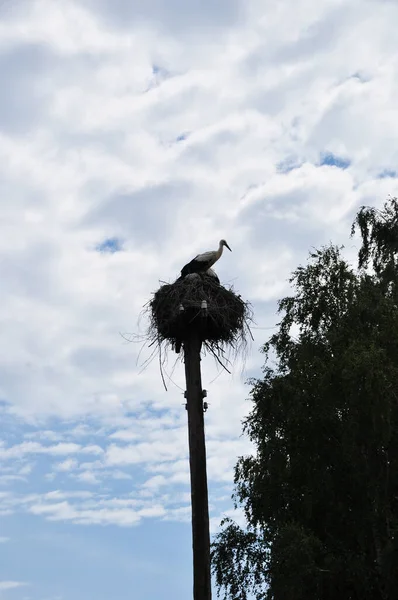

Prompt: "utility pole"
[184,330,212,600]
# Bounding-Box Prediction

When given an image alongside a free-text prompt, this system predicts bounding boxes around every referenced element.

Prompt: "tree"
[211,198,398,600]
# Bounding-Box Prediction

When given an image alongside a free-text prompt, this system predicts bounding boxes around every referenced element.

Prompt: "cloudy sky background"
[1,0,398,598]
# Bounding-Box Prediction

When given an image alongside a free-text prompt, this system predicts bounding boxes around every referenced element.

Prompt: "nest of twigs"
[147,273,253,359]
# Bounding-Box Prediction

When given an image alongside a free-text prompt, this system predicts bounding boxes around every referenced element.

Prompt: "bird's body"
[206,268,220,284]
[180,239,231,278]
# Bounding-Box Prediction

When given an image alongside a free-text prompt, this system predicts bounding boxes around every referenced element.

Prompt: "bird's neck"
[216,243,223,260]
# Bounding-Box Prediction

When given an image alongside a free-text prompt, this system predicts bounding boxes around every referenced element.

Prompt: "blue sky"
[0,0,398,598]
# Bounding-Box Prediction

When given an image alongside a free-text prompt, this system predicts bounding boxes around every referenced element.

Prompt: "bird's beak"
[225,242,232,252]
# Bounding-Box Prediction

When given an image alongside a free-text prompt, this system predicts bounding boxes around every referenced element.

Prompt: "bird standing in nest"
[180,239,232,278]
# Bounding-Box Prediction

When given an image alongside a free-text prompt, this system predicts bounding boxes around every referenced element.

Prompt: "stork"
[180,239,231,278]
[206,268,220,284]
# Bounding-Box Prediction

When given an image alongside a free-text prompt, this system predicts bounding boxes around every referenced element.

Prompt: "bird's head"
[220,239,232,251]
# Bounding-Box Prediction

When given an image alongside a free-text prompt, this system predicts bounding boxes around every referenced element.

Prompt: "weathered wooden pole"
[184,329,212,600]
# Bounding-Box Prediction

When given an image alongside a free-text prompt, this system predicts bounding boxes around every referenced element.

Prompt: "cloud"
[1,0,397,425]
[75,470,100,485]
[109,430,140,441]
[109,470,132,480]
[0,42,55,133]
[0,581,26,591]
[104,439,187,467]
[0,442,103,460]
[142,475,168,490]
[81,0,245,34]
[26,494,165,526]
[54,458,78,472]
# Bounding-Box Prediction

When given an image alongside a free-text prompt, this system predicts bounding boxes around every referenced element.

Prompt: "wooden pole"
[184,331,212,600]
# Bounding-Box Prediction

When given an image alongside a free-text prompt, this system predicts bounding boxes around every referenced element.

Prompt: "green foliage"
[212,198,398,600]
[211,518,269,600]
[351,197,398,287]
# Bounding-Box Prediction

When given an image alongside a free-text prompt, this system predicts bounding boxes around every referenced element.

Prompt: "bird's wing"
[194,251,215,262]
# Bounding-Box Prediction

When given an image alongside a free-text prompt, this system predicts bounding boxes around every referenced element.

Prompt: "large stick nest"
[147,273,253,358]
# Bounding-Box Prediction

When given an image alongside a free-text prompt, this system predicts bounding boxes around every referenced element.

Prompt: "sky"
[0,0,398,598]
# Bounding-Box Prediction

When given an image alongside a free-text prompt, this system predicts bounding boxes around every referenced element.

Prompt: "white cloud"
[142,475,168,490]
[109,430,142,442]
[24,429,65,442]
[0,537,9,543]
[43,490,94,500]
[1,482,234,528]
[54,458,78,472]
[109,470,132,480]
[28,496,144,526]
[0,580,26,591]
[0,442,103,460]
[138,505,167,518]
[0,0,134,56]
[105,437,188,467]
[75,471,100,485]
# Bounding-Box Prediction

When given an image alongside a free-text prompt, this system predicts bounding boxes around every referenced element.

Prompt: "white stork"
[206,268,220,284]
[180,239,231,278]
